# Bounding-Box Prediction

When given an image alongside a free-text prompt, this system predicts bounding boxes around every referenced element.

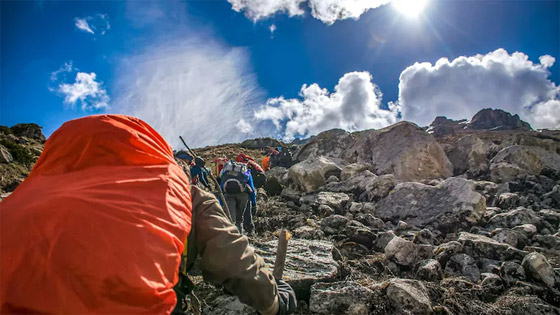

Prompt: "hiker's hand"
[251,205,257,216]
[276,279,296,314]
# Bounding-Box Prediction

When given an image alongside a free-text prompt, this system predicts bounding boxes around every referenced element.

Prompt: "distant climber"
[0,115,296,315]
[220,160,257,235]
[213,156,228,179]
[190,157,212,190]
[269,146,293,168]
[236,153,267,189]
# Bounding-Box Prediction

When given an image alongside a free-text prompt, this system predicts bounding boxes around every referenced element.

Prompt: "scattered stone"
[521,252,557,287]
[326,175,339,183]
[416,259,443,281]
[488,208,542,230]
[376,177,486,232]
[497,193,520,209]
[344,220,376,247]
[500,261,526,283]
[532,235,560,250]
[414,229,435,245]
[481,273,503,292]
[512,224,538,238]
[320,215,350,235]
[539,209,560,226]
[354,213,384,230]
[373,230,396,252]
[300,191,350,214]
[458,232,527,261]
[386,279,433,314]
[0,145,13,163]
[433,241,464,266]
[444,253,481,282]
[309,281,375,314]
[385,236,432,266]
[491,228,529,249]
[340,163,371,181]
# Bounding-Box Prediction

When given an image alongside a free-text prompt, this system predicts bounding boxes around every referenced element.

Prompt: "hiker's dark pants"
[224,192,249,233]
[243,201,255,233]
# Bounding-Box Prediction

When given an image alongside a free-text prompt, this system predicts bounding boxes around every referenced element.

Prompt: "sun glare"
[392,0,429,18]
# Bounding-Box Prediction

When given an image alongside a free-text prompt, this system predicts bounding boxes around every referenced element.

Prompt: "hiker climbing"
[269,146,293,169]
[0,115,296,315]
[220,160,257,235]
[190,157,212,190]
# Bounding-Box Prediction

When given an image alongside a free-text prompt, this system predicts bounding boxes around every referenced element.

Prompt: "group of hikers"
[0,115,297,314]
[173,145,293,238]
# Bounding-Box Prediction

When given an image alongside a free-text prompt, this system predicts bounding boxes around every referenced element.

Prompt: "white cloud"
[398,48,559,129]
[227,0,390,24]
[269,24,277,38]
[228,0,305,21]
[50,62,110,111]
[57,72,110,110]
[113,39,262,148]
[74,14,110,35]
[254,71,400,141]
[526,99,560,130]
[237,119,254,133]
[308,0,391,24]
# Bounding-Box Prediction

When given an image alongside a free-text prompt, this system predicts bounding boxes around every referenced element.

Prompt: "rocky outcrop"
[426,116,468,137]
[375,177,486,232]
[466,108,532,131]
[444,134,490,175]
[240,137,283,149]
[343,122,453,181]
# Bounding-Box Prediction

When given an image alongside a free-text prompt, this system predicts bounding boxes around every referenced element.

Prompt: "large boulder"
[375,177,486,232]
[465,108,532,131]
[10,123,46,142]
[309,281,376,314]
[251,239,338,300]
[521,252,557,288]
[264,167,288,196]
[288,156,342,192]
[457,232,527,261]
[489,145,560,182]
[342,122,453,181]
[384,236,433,266]
[294,129,354,162]
[444,134,490,175]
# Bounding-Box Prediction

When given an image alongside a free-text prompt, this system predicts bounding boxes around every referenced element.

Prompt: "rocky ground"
[1,108,559,314]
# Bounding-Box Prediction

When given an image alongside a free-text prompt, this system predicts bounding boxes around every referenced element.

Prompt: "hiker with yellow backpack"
[0,115,296,314]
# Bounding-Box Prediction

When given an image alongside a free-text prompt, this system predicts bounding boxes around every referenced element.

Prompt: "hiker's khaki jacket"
[186,186,279,315]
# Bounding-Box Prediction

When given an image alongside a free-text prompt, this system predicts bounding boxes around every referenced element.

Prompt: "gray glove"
[276,279,296,314]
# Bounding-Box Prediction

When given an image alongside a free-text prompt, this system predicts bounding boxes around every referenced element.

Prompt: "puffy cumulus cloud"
[398,48,559,129]
[308,0,391,24]
[113,39,262,148]
[228,0,305,21]
[527,99,560,129]
[50,62,110,111]
[228,0,390,24]
[74,14,110,35]
[254,71,400,141]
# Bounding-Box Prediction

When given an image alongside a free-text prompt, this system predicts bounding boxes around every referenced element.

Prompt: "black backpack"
[220,161,249,194]
[249,166,267,189]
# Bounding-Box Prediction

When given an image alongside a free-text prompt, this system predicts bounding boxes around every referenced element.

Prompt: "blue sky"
[1,0,559,147]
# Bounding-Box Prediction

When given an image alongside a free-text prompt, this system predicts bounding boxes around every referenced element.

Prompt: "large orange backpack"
[0,115,192,314]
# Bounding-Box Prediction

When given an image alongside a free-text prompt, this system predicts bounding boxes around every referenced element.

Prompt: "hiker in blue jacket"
[219,161,257,235]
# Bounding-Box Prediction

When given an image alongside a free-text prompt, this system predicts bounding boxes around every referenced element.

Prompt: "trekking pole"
[179,136,233,223]
[273,229,291,280]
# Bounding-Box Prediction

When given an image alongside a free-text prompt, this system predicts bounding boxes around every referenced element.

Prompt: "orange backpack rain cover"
[0,115,192,314]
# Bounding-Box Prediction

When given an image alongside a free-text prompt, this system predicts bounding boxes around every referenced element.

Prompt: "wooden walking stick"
[179,136,233,223]
[273,229,291,279]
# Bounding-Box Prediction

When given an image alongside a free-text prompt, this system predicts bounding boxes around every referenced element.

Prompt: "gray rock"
[521,252,557,287]
[386,279,433,314]
[458,232,527,261]
[444,253,480,282]
[488,208,542,230]
[300,192,350,214]
[414,229,435,245]
[326,175,339,183]
[385,236,433,266]
[512,224,538,237]
[320,215,350,235]
[292,225,324,239]
[343,121,453,181]
[264,167,289,196]
[495,295,560,315]
[324,171,395,202]
[252,239,338,298]
[340,163,371,181]
[532,235,560,250]
[354,213,384,230]
[500,261,526,283]
[288,156,342,192]
[433,241,464,266]
[202,295,256,315]
[491,228,529,249]
[344,220,376,247]
[489,145,560,183]
[375,177,486,232]
[374,230,396,252]
[481,273,503,292]
[497,192,520,209]
[445,134,489,175]
[466,108,532,131]
[295,129,354,161]
[309,281,375,314]
[540,209,560,226]
[416,259,443,281]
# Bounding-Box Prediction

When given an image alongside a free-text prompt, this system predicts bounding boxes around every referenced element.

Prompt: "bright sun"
[392,0,429,18]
